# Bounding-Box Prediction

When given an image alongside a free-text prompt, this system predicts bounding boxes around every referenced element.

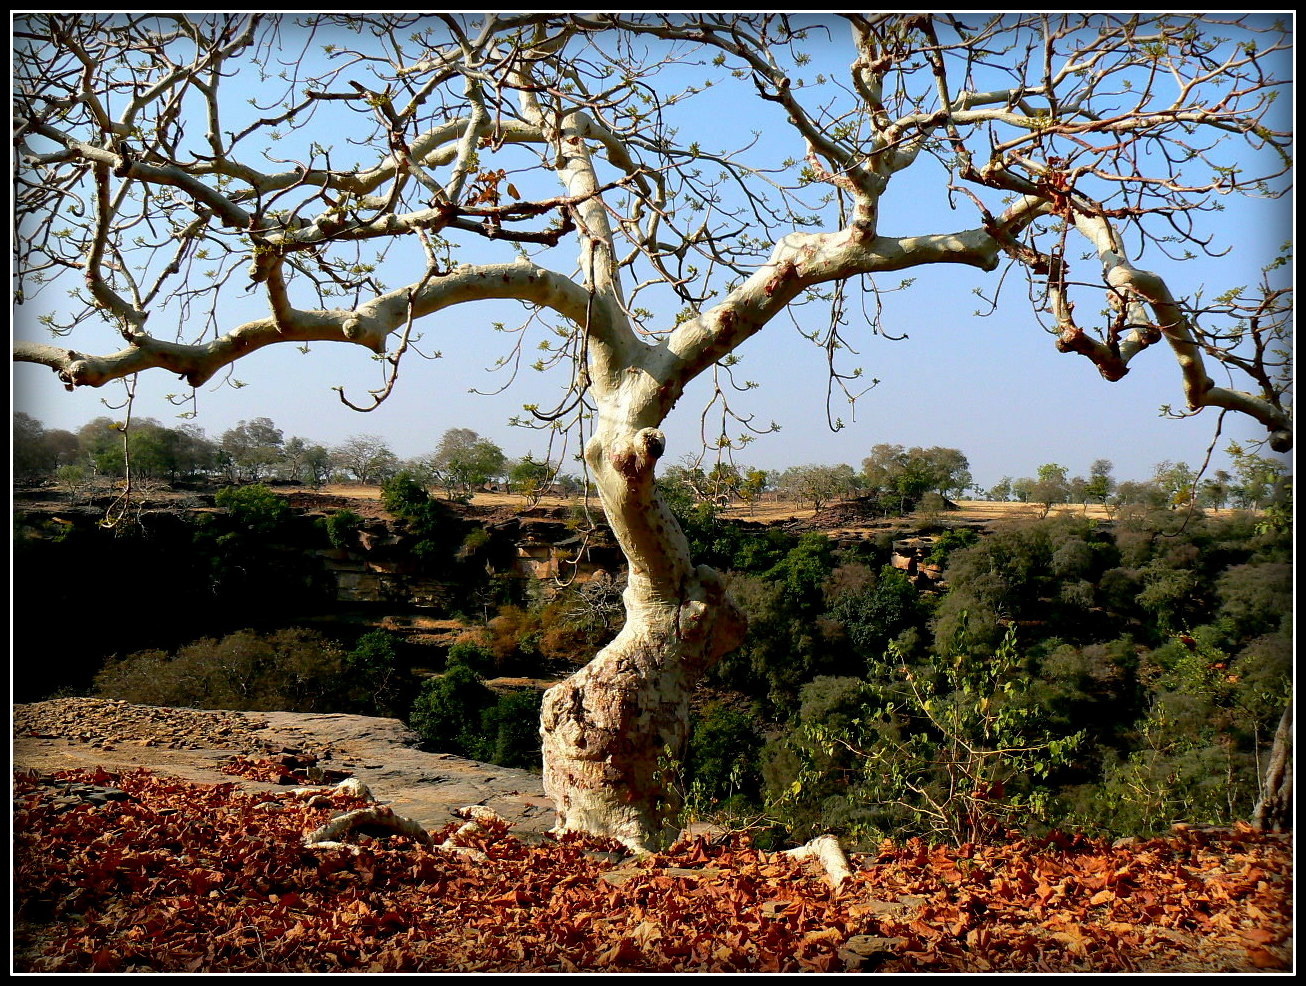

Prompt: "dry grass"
[303,484,1117,529]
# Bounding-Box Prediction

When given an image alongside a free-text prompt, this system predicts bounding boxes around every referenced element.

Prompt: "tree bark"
[540,422,746,851]
[1253,704,1292,832]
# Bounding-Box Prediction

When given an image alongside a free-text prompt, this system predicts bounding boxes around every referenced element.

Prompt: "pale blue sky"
[12,14,1294,490]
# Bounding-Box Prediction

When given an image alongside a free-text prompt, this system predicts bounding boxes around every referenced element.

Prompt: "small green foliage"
[324,508,363,550]
[214,484,293,536]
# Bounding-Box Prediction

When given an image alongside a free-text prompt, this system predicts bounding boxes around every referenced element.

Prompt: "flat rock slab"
[13,698,554,837]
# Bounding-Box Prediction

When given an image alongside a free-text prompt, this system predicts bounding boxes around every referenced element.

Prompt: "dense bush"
[686,702,764,807]
[344,629,407,717]
[689,508,1292,844]
[94,628,350,712]
[409,668,544,769]
[409,665,498,758]
[213,483,294,534]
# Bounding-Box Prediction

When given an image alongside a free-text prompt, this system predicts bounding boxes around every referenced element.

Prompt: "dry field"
[305,484,1114,529]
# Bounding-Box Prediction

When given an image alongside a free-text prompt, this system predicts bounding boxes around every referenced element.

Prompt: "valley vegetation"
[15,410,1293,847]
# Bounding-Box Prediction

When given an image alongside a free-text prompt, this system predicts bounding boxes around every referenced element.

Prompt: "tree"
[170,423,220,482]
[509,454,557,505]
[219,418,285,484]
[13,14,1293,849]
[987,477,1013,503]
[303,442,336,487]
[739,468,770,515]
[919,447,972,500]
[862,444,969,510]
[1151,459,1198,508]
[777,464,858,511]
[1084,459,1116,508]
[1225,444,1290,510]
[1198,470,1232,510]
[429,428,507,500]
[1032,463,1071,517]
[333,433,400,485]
[74,417,114,477]
[14,412,79,481]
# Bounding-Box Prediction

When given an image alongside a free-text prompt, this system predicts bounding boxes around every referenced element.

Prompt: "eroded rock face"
[13,490,627,692]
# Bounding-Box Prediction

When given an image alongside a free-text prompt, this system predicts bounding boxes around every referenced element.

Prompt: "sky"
[11,15,1294,491]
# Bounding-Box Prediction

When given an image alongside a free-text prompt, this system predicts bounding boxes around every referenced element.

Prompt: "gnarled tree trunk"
[540,423,746,851]
[1253,704,1292,833]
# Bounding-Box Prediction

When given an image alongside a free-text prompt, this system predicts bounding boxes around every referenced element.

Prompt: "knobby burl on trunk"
[541,424,747,849]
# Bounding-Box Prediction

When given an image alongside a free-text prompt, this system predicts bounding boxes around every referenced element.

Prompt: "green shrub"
[214,484,293,535]
[324,508,363,550]
[687,702,764,804]
[926,527,979,567]
[770,624,1084,847]
[344,629,404,716]
[446,640,495,674]
[409,665,497,758]
[481,689,544,769]
[380,472,431,517]
[409,668,544,769]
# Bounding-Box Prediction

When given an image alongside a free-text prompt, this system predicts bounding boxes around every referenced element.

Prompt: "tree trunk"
[540,424,746,851]
[1253,704,1292,832]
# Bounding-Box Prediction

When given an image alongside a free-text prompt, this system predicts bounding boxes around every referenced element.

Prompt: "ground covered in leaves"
[13,767,1292,973]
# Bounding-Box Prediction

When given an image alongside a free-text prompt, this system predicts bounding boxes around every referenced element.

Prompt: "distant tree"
[170,424,219,481]
[862,444,930,504]
[920,446,972,500]
[1151,460,1199,508]
[1067,475,1090,508]
[778,464,857,512]
[127,418,185,482]
[861,443,908,493]
[430,428,507,500]
[1112,480,1167,509]
[13,412,48,481]
[279,436,312,484]
[661,461,711,504]
[219,418,285,484]
[987,476,1013,503]
[302,443,335,488]
[13,412,78,481]
[509,454,556,505]
[1198,470,1233,510]
[333,433,400,485]
[1084,459,1116,507]
[1226,445,1290,510]
[706,462,743,505]
[77,416,129,477]
[1011,477,1036,504]
[861,444,968,508]
[1032,463,1071,516]
[739,468,770,515]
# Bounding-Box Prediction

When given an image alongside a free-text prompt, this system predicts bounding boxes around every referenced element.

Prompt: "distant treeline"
[14,412,1290,514]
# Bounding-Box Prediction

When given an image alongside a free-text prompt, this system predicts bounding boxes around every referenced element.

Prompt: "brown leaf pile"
[220,754,351,786]
[13,768,1293,973]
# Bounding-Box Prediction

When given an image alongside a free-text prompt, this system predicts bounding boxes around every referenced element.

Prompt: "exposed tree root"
[304,806,433,850]
[784,834,854,889]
